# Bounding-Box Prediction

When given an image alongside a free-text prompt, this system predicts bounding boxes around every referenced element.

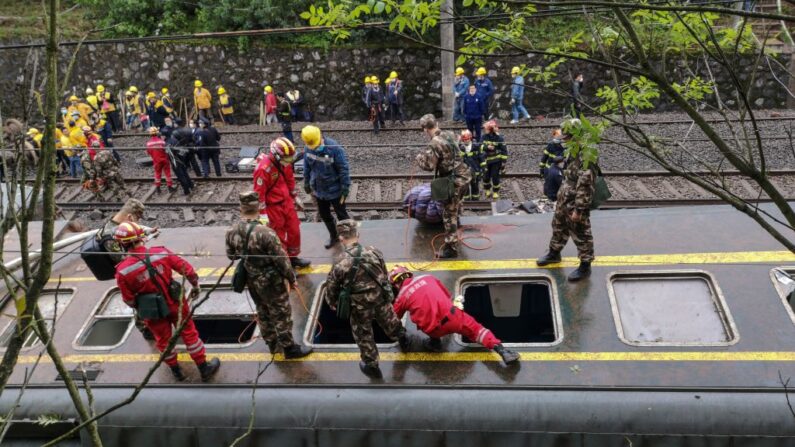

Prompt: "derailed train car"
[0,204,794,445]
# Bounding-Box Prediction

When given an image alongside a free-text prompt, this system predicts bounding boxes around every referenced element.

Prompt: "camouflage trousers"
[350,298,405,366]
[548,206,594,262]
[101,172,126,199]
[441,183,467,250]
[248,276,295,352]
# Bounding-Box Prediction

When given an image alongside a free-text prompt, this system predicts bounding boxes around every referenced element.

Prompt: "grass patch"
[0,0,91,41]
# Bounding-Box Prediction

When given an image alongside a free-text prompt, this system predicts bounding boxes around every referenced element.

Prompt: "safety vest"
[86,95,99,111]
[103,92,116,112]
[219,94,234,115]
[162,94,174,113]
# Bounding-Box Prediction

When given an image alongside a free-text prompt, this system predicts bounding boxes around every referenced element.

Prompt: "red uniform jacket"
[146,136,168,162]
[86,133,104,160]
[115,245,199,307]
[265,93,277,114]
[394,275,454,334]
[253,153,295,216]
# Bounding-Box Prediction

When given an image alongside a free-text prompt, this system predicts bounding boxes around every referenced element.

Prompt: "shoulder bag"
[232,222,257,293]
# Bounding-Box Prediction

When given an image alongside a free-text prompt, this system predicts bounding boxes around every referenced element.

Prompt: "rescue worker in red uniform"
[114,222,221,381]
[389,266,520,365]
[253,137,311,268]
[146,127,175,193]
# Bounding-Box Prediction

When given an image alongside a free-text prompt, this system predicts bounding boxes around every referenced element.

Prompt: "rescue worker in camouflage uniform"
[416,114,472,258]
[94,147,127,200]
[324,219,409,378]
[536,120,596,282]
[225,191,312,358]
[458,129,482,201]
[79,147,97,191]
[94,199,157,339]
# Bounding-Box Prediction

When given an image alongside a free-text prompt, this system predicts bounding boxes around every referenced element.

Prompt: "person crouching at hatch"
[113,222,221,382]
[389,266,520,365]
[253,137,311,268]
[301,125,351,249]
[225,192,313,359]
[324,220,409,378]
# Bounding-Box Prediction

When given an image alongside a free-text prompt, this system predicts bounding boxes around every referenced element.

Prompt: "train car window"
[607,271,739,347]
[74,288,134,350]
[0,289,75,350]
[302,282,401,348]
[187,283,258,347]
[770,268,795,326]
[454,274,562,347]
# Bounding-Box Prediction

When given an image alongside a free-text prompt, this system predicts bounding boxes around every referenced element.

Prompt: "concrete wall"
[0,42,789,124]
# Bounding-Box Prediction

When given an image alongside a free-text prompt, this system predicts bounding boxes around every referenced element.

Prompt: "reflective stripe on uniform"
[118,253,168,276]
[186,341,204,354]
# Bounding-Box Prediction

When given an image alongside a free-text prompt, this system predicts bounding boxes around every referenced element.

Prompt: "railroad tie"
[220,183,236,202]
[660,180,683,198]
[393,181,402,201]
[62,185,84,203]
[510,181,526,202]
[183,208,195,222]
[141,185,157,202]
[374,183,382,202]
[348,183,359,202]
[605,179,630,199]
[632,180,655,199]
[54,185,65,200]
[738,179,760,198]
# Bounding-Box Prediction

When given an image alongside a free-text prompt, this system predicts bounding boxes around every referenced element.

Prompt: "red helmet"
[389,265,413,288]
[460,129,472,143]
[113,222,145,245]
[483,120,499,133]
[270,137,296,162]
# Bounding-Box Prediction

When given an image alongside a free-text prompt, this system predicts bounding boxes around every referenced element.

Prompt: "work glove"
[540,167,547,177]
[340,187,349,205]
[258,214,269,226]
[453,295,465,310]
[304,184,312,195]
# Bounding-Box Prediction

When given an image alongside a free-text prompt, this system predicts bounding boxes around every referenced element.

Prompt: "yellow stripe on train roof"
[15,351,795,364]
[49,250,795,282]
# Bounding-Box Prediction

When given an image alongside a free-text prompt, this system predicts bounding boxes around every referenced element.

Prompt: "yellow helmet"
[217,87,226,95]
[389,71,398,79]
[129,86,138,93]
[26,128,39,136]
[161,87,169,94]
[455,67,465,76]
[476,67,487,76]
[85,87,94,95]
[96,84,105,93]
[146,92,156,99]
[511,66,520,75]
[194,80,203,88]
[364,76,371,84]
[301,125,322,149]
[265,85,273,93]
[372,76,379,84]
[385,77,393,84]
[69,95,79,102]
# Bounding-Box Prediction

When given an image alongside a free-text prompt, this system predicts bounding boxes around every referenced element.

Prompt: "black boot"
[568,261,592,282]
[398,333,411,351]
[359,361,383,378]
[290,257,311,268]
[536,250,561,266]
[283,344,313,359]
[493,344,520,364]
[323,220,338,249]
[437,245,457,259]
[170,365,186,381]
[423,337,443,352]
[198,357,221,382]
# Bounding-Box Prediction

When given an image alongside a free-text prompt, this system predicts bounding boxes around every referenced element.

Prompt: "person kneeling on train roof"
[536,119,596,282]
[389,266,520,365]
[417,114,472,259]
[300,125,351,249]
[225,192,313,358]
[114,222,221,382]
[325,220,409,379]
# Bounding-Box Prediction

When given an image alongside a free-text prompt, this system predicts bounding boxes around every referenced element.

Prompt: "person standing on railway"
[217,86,236,125]
[480,120,508,200]
[366,77,386,134]
[264,86,278,125]
[114,221,221,382]
[253,137,311,268]
[417,114,472,259]
[463,85,485,142]
[166,120,195,196]
[225,191,314,358]
[325,220,409,378]
[146,127,176,193]
[510,66,532,124]
[540,128,566,201]
[193,80,213,124]
[458,129,483,201]
[97,85,121,132]
[537,119,596,282]
[571,73,584,117]
[194,118,222,178]
[388,266,520,364]
[453,67,469,122]
[474,67,494,120]
[276,92,294,142]
[387,71,405,126]
[160,87,177,120]
[146,92,169,129]
[362,76,372,120]
[300,125,351,249]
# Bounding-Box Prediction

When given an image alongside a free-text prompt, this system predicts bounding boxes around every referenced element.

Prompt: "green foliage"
[75,0,195,37]
[36,414,62,427]
[562,116,607,169]
[595,76,662,114]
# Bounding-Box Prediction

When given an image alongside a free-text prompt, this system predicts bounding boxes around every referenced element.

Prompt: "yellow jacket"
[32,133,43,148]
[103,92,116,112]
[219,94,234,114]
[194,88,212,110]
[86,95,99,111]
[69,127,87,148]
[60,134,74,156]
[162,94,174,113]
[77,103,93,121]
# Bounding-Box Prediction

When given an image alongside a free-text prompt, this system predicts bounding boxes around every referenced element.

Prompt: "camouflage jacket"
[325,242,391,307]
[557,157,595,212]
[94,150,120,176]
[225,219,295,284]
[97,218,124,265]
[416,129,472,188]
[80,152,95,182]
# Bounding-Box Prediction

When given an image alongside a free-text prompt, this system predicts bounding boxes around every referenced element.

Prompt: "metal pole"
[440,0,455,120]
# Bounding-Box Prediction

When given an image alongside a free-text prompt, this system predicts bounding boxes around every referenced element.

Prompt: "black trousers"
[317,197,350,238]
[173,161,194,194]
[371,106,385,133]
[107,111,122,132]
[199,148,222,177]
[389,103,404,124]
[281,121,294,143]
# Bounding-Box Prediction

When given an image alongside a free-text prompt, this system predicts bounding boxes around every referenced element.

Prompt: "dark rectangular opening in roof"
[183,284,259,347]
[74,288,134,350]
[192,318,256,344]
[460,280,558,345]
[79,319,131,347]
